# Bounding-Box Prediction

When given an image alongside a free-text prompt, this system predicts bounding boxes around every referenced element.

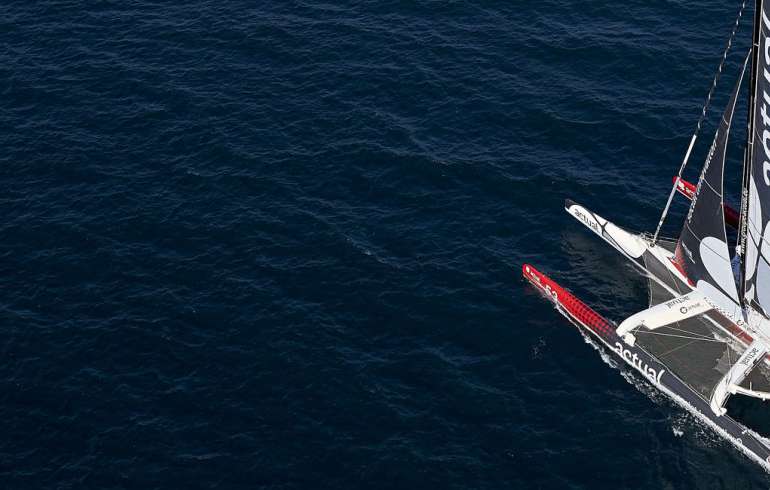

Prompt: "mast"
[739,0,770,316]
[739,0,762,302]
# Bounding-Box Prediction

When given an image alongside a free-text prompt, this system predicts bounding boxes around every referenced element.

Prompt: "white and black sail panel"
[743,2,770,317]
[676,56,748,317]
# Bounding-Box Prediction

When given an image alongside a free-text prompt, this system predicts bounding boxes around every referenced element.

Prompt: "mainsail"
[743,1,770,317]
[676,53,749,321]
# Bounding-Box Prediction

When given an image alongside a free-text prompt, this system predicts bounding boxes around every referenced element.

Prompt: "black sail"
[743,0,770,317]
[676,54,749,320]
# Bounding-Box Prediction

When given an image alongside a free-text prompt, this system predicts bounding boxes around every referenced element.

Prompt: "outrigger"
[524,0,770,470]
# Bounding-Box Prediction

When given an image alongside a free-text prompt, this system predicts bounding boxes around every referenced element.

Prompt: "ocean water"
[1,1,768,488]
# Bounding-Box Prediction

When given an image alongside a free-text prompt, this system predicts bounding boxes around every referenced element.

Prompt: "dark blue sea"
[3,1,769,488]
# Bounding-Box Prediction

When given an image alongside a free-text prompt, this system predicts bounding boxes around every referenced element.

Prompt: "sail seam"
[701,178,723,198]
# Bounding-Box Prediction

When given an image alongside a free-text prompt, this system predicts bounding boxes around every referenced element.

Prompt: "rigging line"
[648,323,720,341]
[657,338,702,359]
[652,1,749,245]
[629,318,716,340]
[634,330,728,343]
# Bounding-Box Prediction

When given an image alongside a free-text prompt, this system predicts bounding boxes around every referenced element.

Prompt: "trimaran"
[523,0,770,470]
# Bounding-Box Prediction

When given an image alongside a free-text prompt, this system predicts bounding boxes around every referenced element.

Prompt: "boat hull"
[522,263,770,470]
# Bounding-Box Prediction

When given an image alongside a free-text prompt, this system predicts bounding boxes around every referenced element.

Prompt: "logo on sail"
[759,10,770,186]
